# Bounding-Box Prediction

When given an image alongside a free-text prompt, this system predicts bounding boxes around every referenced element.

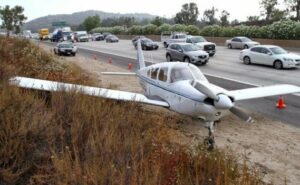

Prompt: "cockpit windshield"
[170,65,207,83]
[188,64,208,82]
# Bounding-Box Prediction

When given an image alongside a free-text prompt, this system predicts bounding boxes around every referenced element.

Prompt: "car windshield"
[78,34,86,37]
[181,44,199,52]
[59,44,73,48]
[191,36,207,43]
[108,35,116,39]
[63,32,70,36]
[143,39,153,43]
[240,37,252,42]
[270,47,287,55]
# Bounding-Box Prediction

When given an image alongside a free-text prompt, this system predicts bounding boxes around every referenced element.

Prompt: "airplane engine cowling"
[214,94,233,109]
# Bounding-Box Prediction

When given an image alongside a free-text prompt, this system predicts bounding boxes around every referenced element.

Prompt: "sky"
[1,0,287,22]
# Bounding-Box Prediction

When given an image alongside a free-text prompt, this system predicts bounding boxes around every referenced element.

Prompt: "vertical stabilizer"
[136,39,145,69]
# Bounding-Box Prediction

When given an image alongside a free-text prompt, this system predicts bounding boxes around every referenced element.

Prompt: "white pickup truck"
[161,32,187,48]
[186,36,217,57]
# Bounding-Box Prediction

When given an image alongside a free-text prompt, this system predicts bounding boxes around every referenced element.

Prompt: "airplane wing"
[229,84,300,101]
[9,76,169,107]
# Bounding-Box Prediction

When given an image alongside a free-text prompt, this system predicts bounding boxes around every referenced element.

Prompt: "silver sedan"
[225,37,260,49]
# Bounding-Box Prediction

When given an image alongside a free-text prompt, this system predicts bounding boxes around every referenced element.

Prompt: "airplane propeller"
[230,107,253,123]
[192,80,253,123]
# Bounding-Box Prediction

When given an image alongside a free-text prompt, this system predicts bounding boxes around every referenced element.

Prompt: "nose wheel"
[204,121,215,150]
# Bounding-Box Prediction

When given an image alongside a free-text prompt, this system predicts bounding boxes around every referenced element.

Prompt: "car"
[131,35,146,45]
[161,32,187,48]
[240,45,300,69]
[53,42,77,56]
[74,31,89,42]
[105,35,119,43]
[102,32,112,39]
[134,38,159,50]
[225,37,260,49]
[92,33,104,41]
[186,36,216,56]
[166,43,209,66]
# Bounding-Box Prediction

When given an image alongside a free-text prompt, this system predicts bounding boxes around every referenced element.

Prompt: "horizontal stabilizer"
[9,76,169,107]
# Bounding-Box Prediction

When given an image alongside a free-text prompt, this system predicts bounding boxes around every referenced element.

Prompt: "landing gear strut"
[204,121,215,150]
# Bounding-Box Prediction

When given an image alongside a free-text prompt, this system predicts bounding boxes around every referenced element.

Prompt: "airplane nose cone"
[214,94,233,109]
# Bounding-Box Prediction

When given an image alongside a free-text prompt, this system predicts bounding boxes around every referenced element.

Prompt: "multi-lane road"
[76,40,300,86]
[42,40,300,126]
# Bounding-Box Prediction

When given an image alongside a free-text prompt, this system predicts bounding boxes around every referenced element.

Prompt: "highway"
[42,40,300,127]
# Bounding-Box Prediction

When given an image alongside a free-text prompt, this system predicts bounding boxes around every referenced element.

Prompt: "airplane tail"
[136,39,145,69]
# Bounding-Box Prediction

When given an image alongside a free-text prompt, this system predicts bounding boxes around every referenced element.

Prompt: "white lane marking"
[78,45,300,97]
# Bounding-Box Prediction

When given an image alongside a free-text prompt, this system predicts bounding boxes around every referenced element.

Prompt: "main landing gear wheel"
[204,121,215,150]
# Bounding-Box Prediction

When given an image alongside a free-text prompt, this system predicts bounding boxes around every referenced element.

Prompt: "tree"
[174,3,199,25]
[271,9,287,21]
[151,16,163,27]
[0,5,27,37]
[82,15,101,32]
[284,0,300,20]
[247,15,260,22]
[202,7,218,25]
[220,10,230,26]
[260,0,278,21]
[230,19,240,26]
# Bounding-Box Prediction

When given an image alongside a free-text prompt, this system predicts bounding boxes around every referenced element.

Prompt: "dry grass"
[0,36,266,185]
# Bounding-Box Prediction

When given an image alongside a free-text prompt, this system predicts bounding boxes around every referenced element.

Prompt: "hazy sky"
[1,0,287,22]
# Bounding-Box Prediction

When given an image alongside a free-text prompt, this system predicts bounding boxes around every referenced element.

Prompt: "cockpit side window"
[147,69,151,77]
[170,67,193,83]
[151,68,159,79]
[158,67,168,82]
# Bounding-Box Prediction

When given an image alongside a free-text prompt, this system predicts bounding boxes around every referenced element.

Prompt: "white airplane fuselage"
[136,62,229,121]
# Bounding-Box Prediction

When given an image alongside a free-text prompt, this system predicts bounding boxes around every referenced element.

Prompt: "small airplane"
[10,40,300,149]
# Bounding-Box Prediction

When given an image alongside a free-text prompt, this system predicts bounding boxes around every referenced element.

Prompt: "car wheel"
[209,53,215,57]
[243,56,251,65]
[166,54,173,61]
[228,44,232,49]
[163,42,168,48]
[72,53,76,56]
[184,57,190,63]
[244,45,249,49]
[274,60,283,69]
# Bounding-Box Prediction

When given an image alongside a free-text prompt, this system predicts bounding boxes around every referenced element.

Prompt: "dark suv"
[133,38,159,50]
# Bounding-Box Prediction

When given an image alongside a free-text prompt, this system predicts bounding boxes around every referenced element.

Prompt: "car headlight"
[283,58,294,62]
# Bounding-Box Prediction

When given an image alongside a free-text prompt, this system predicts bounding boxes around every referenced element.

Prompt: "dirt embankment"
[44,44,300,185]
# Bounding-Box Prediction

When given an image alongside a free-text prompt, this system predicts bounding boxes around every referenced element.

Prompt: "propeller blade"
[230,106,253,123]
[193,81,219,100]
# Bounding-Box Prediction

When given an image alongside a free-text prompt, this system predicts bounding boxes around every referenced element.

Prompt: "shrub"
[91,26,126,34]
[127,25,143,35]
[155,23,171,34]
[142,24,157,35]
[170,24,187,32]
[185,25,200,35]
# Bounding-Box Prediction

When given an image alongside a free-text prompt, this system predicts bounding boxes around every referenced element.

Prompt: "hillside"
[23,10,156,32]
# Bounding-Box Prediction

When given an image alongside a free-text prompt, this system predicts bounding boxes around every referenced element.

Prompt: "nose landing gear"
[204,121,215,150]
